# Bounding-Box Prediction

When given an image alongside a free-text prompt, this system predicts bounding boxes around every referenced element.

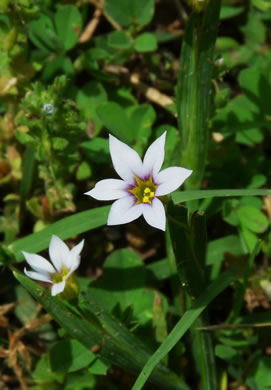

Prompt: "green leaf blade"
[10,206,110,263]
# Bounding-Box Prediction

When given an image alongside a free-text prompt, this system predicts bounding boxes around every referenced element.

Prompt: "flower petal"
[69,239,84,273]
[155,167,193,196]
[24,268,53,283]
[107,196,143,225]
[49,235,71,272]
[22,251,55,275]
[142,198,166,231]
[109,135,143,184]
[142,132,166,178]
[84,179,128,200]
[51,281,66,296]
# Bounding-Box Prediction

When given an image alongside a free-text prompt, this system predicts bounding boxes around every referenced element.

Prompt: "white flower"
[23,235,84,296]
[85,132,192,231]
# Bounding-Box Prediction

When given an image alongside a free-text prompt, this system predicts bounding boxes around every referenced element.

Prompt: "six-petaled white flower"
[85,132,192,231]
[23,235,84,296]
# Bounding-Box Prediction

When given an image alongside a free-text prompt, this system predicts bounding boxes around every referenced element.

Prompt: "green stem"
[176,0,221,190]
[168,203,217,390]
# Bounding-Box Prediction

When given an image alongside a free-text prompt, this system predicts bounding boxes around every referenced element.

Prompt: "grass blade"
[172,189,271,204]
[131,271,236,390]
[14,271,188,390]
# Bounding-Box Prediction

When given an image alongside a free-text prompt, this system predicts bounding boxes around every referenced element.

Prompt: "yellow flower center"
[51,265,69,284]
[128,176,157,204]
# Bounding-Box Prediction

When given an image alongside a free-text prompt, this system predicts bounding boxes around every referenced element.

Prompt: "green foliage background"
[1,0,271,389]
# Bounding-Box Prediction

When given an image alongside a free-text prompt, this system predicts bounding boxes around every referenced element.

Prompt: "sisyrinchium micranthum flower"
[85,132,192,231]
[23,235,84,297]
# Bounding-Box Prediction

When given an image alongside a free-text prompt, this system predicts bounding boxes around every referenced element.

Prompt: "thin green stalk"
[166,229,184,316]
[176,0,221,190]
[168,203,217,390]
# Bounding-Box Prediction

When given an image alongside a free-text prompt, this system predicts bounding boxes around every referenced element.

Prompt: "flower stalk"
[168,203,217,390]
[176,0,221,190]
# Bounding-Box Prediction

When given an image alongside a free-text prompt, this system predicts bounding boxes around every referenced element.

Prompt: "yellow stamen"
[51,265,69,284]
[128,176,157,204]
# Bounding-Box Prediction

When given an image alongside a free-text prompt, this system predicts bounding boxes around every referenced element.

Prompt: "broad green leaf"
[15,131,35,145]
[50,339,96,373]
[108,31,132,49]
[104,0,131,27]
[89,249,146,312]
[76,161,92,181]
[33,354,63,382]
[207,235,243,266]
[131,271,236,390]
[129,104,156,149]
[237,206,269,233]
[247,357,271,388]
[207,235,243,279]
[132,0,155,26]
[241,11,266,49]
[104,0,154,27]
[65,372,96,390]
[96,102,132,143]
[216,37,239,51]
[88,359,109,375]
[134,33,158,52]
[145,258,171,282]
[76,81,107,135]
[248,174,267,189]
[172,189,271,204]
[89,249,167,326]
[239,67,271,116]
[42,55,74,82]
[215,344,239,361]
[81,137,110,164]
[241,227,258,253]
[55,5,82,51]
[10,206,110,263]
[252,0,271,11]
[28,13,61,52]
[219,6,244,19]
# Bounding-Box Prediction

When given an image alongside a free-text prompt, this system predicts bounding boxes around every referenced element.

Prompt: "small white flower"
[43,104,55,114]
[85,132,192,231]
[23,235,84,296]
